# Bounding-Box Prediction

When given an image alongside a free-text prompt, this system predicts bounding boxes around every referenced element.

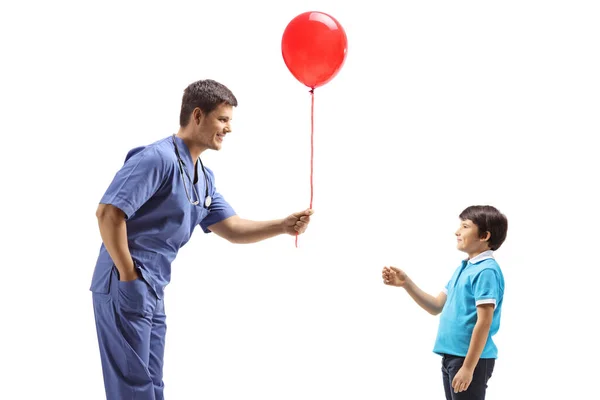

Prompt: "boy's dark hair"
[179,79,238,127]
[459,205,508,251]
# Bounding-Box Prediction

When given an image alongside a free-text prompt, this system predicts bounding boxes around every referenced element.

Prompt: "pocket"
[117,277,151,314]
[90,260,114,294]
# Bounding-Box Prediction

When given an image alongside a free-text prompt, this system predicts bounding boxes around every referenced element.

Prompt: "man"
[90,79,313,399]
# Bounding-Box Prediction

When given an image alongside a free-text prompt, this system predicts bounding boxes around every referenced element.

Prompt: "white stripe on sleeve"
[476,298,496,308]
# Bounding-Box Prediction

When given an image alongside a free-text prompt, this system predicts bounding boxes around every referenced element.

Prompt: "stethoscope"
[172,134,212,208]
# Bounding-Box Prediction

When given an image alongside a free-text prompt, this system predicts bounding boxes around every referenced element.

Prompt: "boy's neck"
[467,248,492,261]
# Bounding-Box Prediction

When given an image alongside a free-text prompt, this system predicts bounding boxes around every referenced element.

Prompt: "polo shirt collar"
[467,250,494,264]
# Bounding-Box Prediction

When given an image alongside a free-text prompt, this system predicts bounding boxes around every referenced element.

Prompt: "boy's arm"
[404,279,447,315]
[382,267,447,315]
[463,304,494,369]
[451,304,494,393]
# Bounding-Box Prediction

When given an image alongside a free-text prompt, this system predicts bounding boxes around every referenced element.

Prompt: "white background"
[1,0,599,399]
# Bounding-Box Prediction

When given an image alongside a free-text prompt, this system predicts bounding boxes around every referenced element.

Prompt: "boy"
[382,205,508,400]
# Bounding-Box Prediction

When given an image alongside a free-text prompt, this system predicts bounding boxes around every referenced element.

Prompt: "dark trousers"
[441,354,495,400]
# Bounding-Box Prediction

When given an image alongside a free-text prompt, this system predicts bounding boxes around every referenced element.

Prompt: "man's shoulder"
[124,136,174,163]
[145,135,175,156]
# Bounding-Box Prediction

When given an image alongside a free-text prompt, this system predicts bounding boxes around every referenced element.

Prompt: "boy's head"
[456,205,508,254]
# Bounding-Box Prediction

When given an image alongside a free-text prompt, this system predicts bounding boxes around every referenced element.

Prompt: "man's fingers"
[294,222,309,233]
[293,209,314,218]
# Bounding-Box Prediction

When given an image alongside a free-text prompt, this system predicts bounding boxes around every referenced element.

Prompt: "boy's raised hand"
[382,266,408,287]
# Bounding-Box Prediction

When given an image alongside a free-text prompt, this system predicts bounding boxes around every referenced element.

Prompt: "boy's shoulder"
[472,258,505,282]
[473,257,502,270]
[477,257,501,267]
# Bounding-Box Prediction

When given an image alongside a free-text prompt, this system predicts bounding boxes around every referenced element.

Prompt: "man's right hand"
[119,268,140,281]
[382,266,408,287]
[117,259,139,282]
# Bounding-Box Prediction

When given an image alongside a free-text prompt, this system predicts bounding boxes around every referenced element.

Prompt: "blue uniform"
[90,135,236,399]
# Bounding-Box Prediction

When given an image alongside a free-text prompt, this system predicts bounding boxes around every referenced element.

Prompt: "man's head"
[179,79,238,151]
[455,205,508,255]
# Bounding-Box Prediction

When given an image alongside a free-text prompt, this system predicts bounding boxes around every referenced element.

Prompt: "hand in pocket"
[117,278,150,313]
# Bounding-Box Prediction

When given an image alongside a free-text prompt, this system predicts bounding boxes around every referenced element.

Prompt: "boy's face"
[455,219,490,256]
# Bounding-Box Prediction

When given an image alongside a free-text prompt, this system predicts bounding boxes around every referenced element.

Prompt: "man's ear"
[193,107,204,124]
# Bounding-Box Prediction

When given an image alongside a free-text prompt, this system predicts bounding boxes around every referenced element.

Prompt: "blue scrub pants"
[92,267,166,400]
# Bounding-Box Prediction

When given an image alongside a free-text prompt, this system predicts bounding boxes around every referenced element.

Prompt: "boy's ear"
[480,231,491,242]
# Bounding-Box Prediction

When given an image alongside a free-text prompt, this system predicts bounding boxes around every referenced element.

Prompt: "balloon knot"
[309,88,314,94]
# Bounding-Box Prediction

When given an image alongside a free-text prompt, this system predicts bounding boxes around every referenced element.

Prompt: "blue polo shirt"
[433,250,505,359]
[89,135,236,299]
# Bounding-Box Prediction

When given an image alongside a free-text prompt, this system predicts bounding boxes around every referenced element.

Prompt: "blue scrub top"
[89,135,236,299]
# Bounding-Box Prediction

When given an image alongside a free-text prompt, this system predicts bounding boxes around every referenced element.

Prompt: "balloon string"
[309,88,314,209]
[296,88,315,248]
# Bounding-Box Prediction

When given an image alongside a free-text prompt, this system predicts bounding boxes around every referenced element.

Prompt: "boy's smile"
[455,219,491,259]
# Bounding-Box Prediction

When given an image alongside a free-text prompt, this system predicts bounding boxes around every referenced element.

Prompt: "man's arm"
[95,146,167,281]
[96,204,137,281]
[208,209,313,244]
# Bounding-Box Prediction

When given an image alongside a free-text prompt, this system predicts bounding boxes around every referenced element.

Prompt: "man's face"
[194,103,233,151]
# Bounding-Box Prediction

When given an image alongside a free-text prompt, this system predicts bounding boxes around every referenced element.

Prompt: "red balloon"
[281,11,348,89]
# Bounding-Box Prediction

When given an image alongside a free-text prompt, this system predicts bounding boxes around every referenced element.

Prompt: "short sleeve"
[443,280,451,294]
[472,269,501,308]
[200,167,236,233]
[100,147,166,219]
